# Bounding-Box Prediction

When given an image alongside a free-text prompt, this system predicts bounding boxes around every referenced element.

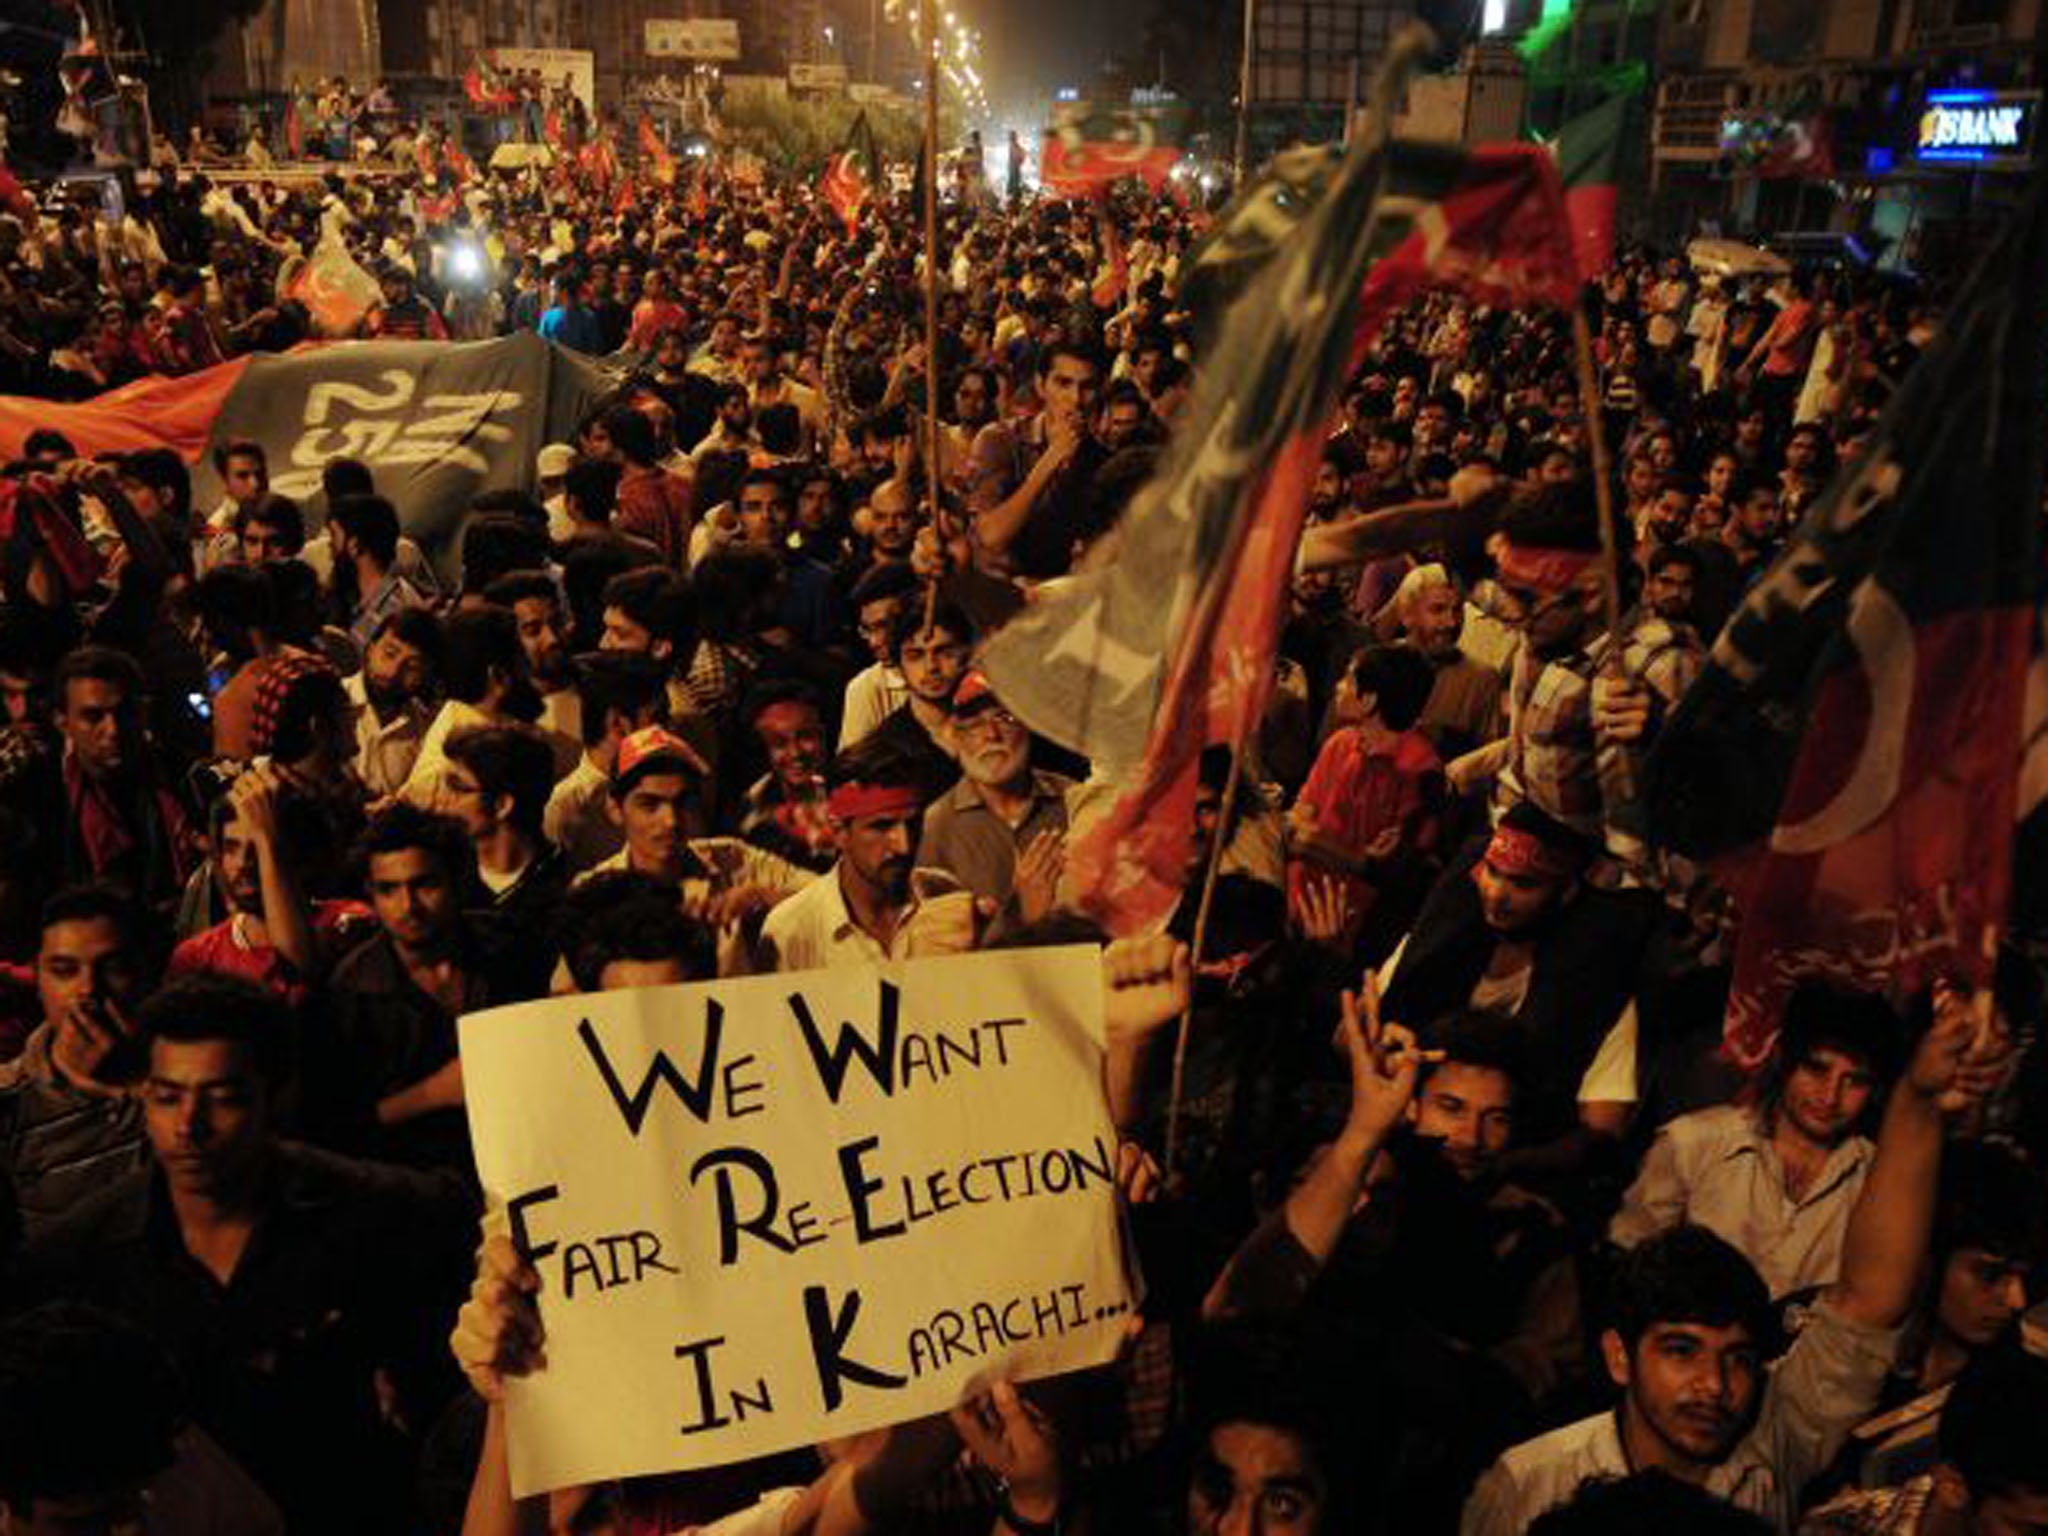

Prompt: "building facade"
[1651,0,2047,265]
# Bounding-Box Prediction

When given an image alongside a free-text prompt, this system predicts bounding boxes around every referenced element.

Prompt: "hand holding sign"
[952,1380,1064,1528]
[451,1231,546,1402]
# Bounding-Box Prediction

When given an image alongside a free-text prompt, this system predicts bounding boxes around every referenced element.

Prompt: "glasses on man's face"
[957,707,1021,736]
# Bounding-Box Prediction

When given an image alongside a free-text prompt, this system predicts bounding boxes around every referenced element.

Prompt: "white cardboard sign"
[459,945,1136,1496]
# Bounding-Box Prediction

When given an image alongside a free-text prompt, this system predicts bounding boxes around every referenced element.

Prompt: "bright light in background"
[882,0,991,119]
[1481,0,1508,31]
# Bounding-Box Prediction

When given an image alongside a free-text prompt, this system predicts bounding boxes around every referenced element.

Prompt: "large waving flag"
[981,29,1584,935]
[820,111,881,238]
[1042,101,1188,199]
[1646,171,2048,1073]
[638,115,677,188]
[278,236,383,337]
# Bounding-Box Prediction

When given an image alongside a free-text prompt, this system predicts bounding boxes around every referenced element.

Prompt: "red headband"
[826,783,924,823]
[1497,542,1597,596]
[1481,825,1580,881]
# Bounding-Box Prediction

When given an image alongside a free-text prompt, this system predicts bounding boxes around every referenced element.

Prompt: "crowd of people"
[0,105,2044,1536]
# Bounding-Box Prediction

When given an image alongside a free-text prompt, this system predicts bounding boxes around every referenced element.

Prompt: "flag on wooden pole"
[981,30,1586,936]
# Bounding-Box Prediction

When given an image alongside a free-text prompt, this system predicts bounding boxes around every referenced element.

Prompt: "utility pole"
[1234,0,1256,186]
[869,0,880,82]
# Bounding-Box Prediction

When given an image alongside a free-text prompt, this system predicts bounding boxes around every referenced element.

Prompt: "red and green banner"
[0,334,614,572]
[279,238,382,337]
[465,58,518,112]
[1041,102,1187,200]
[820,111,881,238]
[638,116,677,188]
[1552,89,1630,278]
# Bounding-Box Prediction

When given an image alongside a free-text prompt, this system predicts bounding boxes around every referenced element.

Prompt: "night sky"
[971,0,1153,125]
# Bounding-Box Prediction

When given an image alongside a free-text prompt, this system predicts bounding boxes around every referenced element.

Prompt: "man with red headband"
[1379,801,1646,1186]
[758,737,975,971]
[1484,483,1701,886]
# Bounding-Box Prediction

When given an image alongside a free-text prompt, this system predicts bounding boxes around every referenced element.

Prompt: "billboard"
[645,18,742,60]
[789,62,849,91]
[1916,89,2040,171]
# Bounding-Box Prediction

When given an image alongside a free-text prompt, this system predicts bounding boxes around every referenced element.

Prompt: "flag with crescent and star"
[1646,170,2048,1074]
[1040,101,1189,200]
[980,27,1585,936]
[820,112,881,239]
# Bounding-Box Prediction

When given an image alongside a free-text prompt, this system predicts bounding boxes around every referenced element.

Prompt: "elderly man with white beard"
[914,669,1074,935]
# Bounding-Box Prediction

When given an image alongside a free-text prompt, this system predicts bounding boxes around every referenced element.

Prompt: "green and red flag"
[279,235,383,336]
[465,57,517,112]
[1646,171,2048,1075]
[1041,101,1187,200]
[981,31,1584,935]
[1551,88,1630,278]
[820,111,881,238]
[0,333,613,573]
[638,116,677,188]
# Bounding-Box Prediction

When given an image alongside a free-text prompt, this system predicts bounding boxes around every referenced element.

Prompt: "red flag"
[0,357,254,461]
[983,131,1582,934]
[1042,103,1187,200]
[820,113,880,238]
[819,152,869,237]
[281,238,382,337]
[0,167,33,223]
[638,116,677,188]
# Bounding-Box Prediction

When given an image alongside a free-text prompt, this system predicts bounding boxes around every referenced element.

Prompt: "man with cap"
[915,668,1074,930]
[359,261,448,342]
[1383,563,1503,759]
[1611,980,1898,1301]
[582,725,811,968]
[536,443,577,544]
[758,737,978,971]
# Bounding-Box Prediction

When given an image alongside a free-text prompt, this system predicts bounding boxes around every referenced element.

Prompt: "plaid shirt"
[1494,612,1703,886]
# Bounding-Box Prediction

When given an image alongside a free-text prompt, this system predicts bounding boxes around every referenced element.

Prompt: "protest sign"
[458,945,1138,1497]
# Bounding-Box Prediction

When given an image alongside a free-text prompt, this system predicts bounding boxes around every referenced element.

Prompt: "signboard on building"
[487,48,595,111]
[644,18,742,60]
[848,82,899,105]
[789,62,849,91]
[1916,89,2040,170]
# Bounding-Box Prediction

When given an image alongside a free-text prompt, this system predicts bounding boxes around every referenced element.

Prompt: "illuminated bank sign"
[1917,89,2039,168]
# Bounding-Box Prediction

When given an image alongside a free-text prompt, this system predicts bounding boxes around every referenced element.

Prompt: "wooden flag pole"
[920,0,945,633]
[1163,712,1252,1180]
[1571,302,1640,802]
[1571,305,1625,643]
